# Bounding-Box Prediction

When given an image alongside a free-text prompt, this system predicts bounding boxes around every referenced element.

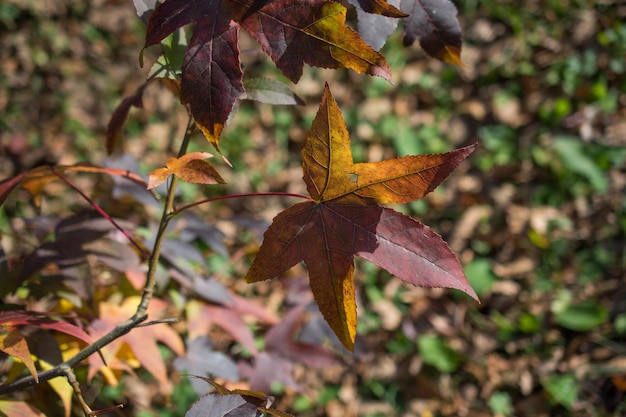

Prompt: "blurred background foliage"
[0,0,625,416]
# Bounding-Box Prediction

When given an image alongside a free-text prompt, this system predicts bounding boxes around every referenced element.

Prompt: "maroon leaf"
[265,305,340,368]
[181,17,245,148]
[400,0,463,65]
[106,84,146,155]
[0,173,26,207]
[0,311,92,345]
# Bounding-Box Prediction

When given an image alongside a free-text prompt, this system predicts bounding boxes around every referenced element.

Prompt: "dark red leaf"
[400,0,463,65]
[0,311,92,345]
[106,84,146,155]
[182,17,245,148]
[0,173,26,207]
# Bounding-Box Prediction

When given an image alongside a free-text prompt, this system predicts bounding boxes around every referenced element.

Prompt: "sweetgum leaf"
[0,329,39,382]
[143,0,390,147]
[245,84,477,350]
[400,0,463,65]
[0,311,93,346]
[88,297,184,393]
[350,0,407,17]
[182,18,245,150]
[243,78,304,105]
[239,0,391,83]
[16,164,148,208]
[147,152,225,189]
[349,0,402,50]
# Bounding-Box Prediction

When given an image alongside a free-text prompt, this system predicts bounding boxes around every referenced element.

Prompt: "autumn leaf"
[143,0,390,148]
[87,297,184,393]
[0,329,38,382]
[0,164,149,209]
[0,311,93,346]
[400,0,463,65]
[0,311,93,385]
[106,83,146,155]
[185,380,294,417]
[245,84,477,350]
[147,152,226,190]
[349,0,462,62]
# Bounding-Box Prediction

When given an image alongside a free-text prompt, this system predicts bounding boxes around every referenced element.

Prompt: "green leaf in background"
[148,27,187,80]
[464,257,497,297]
[417,334,461,373]
[243,78,304,106]
[487,391,514,416]
[615,313,626,335]
[553,299,608,332]
[518,312,542,333]
[552,136,608,193]
[542,373,579,410]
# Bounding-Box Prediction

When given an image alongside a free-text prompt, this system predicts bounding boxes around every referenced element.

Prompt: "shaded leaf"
[349,0,402,50]
[0,173,26,207]
[0,329,38,382]
[87,297,184,393]
[238,0,391,83]
[17,212,138,285]
[17,164,148,208]
[238,303,342,392]
[243,78,304,106]
[0,311,92,346]
[400,0,463,65]
[349,0,407,17]
[245,84,476,350]
[133,0,158,25]
[185,385,293,417]
[0,400,46,417]
[186,296,278,355]
[106,84,146,155]
[182,18,245,150]
[265,304,340,368]
[148,152,225,190]
[38,355,74,417]
[174,336,239,394]
[186,393,256,417]
[239,352,300,393]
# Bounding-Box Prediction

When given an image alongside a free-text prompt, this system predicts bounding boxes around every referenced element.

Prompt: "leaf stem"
[135,115,193,316]
[49,166,150,260]
[0,117,196,395]
[173,191,311,216]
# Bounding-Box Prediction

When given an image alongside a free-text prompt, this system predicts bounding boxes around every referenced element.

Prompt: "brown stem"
[0,116,195,395]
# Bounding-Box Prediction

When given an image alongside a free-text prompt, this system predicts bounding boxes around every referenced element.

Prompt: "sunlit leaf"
[245,84,477,350]
[143,0,390,147]
[148,152,225,190]
[0,329,38,382]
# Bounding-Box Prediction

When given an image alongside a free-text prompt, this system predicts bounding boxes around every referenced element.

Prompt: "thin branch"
[136,317,179,327]
[49,166,150,260]
[0,116,195,395]
[173,191,311,216]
